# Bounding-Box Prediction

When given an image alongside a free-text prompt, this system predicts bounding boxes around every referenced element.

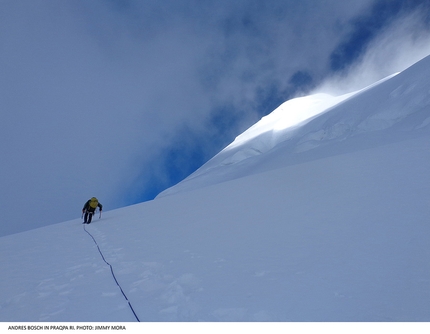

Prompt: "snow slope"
[1,55,430,322]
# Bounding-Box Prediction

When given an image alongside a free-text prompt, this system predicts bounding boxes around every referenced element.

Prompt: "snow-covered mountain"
[2,55,430,322]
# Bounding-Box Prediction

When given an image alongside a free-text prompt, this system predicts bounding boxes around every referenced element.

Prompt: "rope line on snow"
[83,224,140,322]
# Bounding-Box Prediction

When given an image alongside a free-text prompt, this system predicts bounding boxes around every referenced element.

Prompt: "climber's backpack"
[89,197,99,209]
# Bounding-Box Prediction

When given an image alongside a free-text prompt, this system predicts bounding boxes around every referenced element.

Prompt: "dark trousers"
[84,211,94,224]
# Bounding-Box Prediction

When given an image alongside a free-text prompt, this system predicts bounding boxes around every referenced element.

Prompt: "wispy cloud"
[317,1,430,94]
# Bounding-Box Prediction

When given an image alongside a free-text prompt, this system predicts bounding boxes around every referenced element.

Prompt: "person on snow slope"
[82,197,103,224]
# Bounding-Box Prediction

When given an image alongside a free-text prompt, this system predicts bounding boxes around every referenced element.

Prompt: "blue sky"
[1,0,430,236]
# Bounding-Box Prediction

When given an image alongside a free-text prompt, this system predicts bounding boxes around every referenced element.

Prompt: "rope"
[83,224,140,322]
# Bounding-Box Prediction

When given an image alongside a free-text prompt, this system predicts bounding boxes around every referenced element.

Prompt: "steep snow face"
[225,92,357,153]
[159,55,430,197]
[223,73,397,156]
[158,92,361,197]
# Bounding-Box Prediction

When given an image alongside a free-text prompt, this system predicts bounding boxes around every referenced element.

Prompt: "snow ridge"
[158,56,430,197]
